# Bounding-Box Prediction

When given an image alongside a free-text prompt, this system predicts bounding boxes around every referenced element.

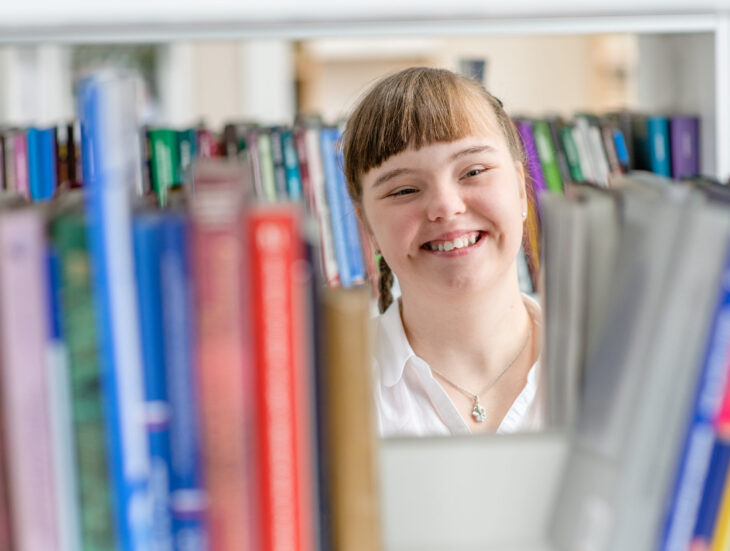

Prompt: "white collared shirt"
[372,294,545,438]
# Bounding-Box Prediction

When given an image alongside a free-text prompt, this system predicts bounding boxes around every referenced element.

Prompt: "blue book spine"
[657,244,730,551]
[39,128,58,201]
[612,129,630,169]
[647,116,672,178]
[281,130,302,201]
[78,74,153,551]
[691,438,730,544]
[26,127,41,201]
[133,214,174,551]
[319,128,352,287]
[333,136,366,285]
[159,214,207,551]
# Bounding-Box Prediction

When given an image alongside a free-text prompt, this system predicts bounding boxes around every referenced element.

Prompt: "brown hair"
[342,67,528,312]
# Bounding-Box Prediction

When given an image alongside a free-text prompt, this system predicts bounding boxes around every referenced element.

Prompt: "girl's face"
[360,131,527,299]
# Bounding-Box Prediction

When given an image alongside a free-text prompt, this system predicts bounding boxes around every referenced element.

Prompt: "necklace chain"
[429,321,533,423]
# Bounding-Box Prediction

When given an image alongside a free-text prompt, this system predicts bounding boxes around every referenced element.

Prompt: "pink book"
[11,132,29,199]
[0,207,60,551]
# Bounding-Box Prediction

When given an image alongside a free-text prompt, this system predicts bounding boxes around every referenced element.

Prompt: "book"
[546,116,573,186]
[158,211,207,551]
[647,116,672,178]
[515,119,548,201]
[257,131,278,202]
[0,206,61,550]
[12,130,30,199]
[559,124,585,183]
[670,115,700,179]
[78,73,153,551]
[551,177,730,551]
[320,127,353,287]
[532,119,564,193]
[304,128,340,287]
[189,159,254,551]
[44,244,83,551]
[148,128,181,207]
[281,129,303,201]
[50,202,116,551]
[245,204,316,551]
[322,287,381,551]
[270,127,288,198]
[132,212,174,551]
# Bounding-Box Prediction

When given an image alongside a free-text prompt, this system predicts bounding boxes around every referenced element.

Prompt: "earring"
[522,211,527,219]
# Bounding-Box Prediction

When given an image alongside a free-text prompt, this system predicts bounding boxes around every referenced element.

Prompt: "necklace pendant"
[471,397,486,423]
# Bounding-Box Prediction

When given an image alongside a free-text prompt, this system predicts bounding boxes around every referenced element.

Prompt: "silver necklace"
[429,323,533,423]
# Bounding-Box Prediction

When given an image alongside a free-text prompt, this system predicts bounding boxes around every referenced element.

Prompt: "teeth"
[427,232,479,252]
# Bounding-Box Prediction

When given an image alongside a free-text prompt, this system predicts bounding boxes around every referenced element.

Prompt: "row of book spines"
[516,113,700,194]
[656,244,730,551]
[0,199,322,551]
[0,124,82,202]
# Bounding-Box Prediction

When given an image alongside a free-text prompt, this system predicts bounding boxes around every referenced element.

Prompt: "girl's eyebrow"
[449,144,498,161]
[372,167,416,189]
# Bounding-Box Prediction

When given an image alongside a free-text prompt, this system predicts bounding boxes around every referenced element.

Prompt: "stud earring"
[522,211,527,219]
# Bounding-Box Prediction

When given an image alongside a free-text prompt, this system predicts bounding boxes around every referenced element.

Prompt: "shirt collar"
[376,298,415,387]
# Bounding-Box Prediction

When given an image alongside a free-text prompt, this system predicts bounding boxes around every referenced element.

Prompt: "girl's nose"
[426,184,466,222]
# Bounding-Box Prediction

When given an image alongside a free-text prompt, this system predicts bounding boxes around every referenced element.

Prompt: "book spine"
[270,128,288,199]
[132,214,174,551]
[27,128,41,200]
[319,128,352,287]
[532,120,564,194]
[282,130,303,201]
[196,128,219,158]
[12,131,29,198]
[333,135,366,285]
[78,74,152,551]
[612,129,630,173]
[159,214,207,551]
[294,129,313,212]
[647,116,672,178]
[149,129,180,207]
[670,115,700,179]
[515,120,548,200]
[246,206,314,551]
[658,245,730,551]
[0,208,60,551]
[691,437,730,547]
[177,129,197,187]
[45,247,84,551]
[245,130,265,200]
[52,211,116,551]
[4,132,15,194]
[323,288,381,551]
[40,128,58,201]
[709,449,730,551]
[559,125,585,182]
[257,132,278,203]
[0,133,5,190]
[190,170,253,551]
[304,128,339,287]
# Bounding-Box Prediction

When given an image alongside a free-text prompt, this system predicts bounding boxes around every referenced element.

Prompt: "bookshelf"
[1,2,729,549]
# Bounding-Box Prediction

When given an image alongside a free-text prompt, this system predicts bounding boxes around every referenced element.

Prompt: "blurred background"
[0,35,642,128]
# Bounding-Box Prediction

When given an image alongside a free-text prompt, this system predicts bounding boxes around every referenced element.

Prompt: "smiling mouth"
[421,231,483,252]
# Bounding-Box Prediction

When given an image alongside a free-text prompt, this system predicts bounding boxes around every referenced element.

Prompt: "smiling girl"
[342,67,543,437]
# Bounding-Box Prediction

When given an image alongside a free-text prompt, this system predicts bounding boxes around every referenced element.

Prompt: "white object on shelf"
[379,432,568,551]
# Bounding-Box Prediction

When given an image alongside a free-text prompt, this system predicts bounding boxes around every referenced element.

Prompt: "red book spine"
[246,206,314,551]
[191,178,254,551]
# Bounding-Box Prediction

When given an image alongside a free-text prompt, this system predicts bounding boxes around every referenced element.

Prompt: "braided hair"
[377,255,394,313]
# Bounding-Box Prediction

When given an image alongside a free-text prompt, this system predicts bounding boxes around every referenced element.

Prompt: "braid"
[377,255,394,314]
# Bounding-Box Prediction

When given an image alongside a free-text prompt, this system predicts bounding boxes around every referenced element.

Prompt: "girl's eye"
[388,188,417,198]
[462,167,486,179]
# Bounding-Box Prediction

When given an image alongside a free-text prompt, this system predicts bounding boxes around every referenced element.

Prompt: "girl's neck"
[398,267,531,383]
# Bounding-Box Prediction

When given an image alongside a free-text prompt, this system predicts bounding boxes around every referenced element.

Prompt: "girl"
[342,67,543,437]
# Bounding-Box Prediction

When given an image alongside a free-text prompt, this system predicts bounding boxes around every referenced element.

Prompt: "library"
[1,1,730,550]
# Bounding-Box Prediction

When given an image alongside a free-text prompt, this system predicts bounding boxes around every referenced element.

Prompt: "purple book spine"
[516,120,548,201]
[670,115,699,179]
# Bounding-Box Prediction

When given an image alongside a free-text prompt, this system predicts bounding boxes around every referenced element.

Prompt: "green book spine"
[560,125,585,182]
[148,128,180,207]
[532,120,564,194]
[51,212,115,551]
[257,132,278,202]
